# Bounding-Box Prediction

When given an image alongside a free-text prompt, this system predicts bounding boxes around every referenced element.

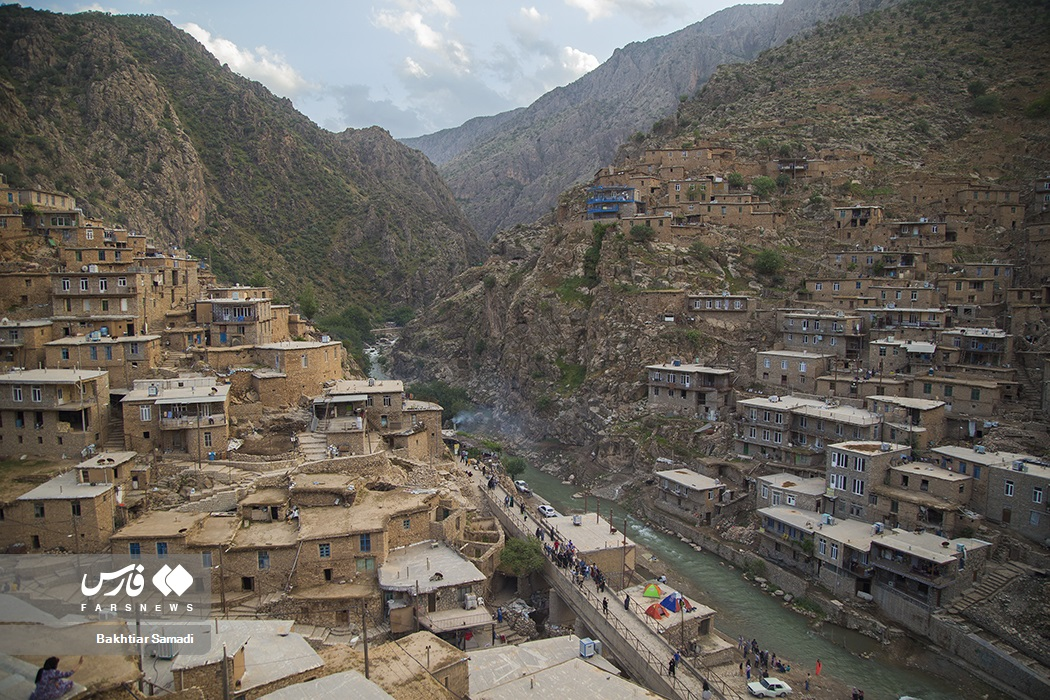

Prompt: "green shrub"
[727,172,745,189]
[972,93,1001,114]
[754,248,784,276]
[751,176,777,199]
[629,224,655,243]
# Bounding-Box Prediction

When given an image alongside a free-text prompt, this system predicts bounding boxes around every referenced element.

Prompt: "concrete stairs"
[159,350,192,372]
[944,561,1026,614]
[296,431,328,461]
[176,487,239,513]
[290,621,390,646]
[227,591,285,618]
[103,414,125,451]
[493,619,527,646]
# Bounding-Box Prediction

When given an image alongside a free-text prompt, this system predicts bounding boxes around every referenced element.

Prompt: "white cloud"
[374,11,444,51]
[519,6,546,23]
[560,46,598,76]
[72,3,122,13]
[328,83,427,137]
[180,23,315,97]
[565,0,692,25]
[385,0,458,17]
[404,57,429,78]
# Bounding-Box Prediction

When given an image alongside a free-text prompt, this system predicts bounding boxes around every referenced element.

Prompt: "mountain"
[0,6,485,317]
[391,0,1050,452]
[403,0,900,239]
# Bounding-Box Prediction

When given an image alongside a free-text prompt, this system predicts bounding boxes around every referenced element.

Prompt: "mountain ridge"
[404,0,900,239]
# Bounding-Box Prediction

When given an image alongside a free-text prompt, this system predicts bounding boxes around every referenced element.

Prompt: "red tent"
[645,603,671,620]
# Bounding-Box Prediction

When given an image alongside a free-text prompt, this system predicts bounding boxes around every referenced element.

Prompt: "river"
[517,462,1009,700]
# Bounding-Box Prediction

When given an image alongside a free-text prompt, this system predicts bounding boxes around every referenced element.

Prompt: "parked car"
[747,678,792,698]
[537,505,559,518]
[514,480,531,494]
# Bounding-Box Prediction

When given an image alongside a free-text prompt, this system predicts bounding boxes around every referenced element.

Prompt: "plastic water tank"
[579,638,595,658]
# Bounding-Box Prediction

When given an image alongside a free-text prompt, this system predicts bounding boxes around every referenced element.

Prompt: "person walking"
[624,594,631,611]
[668,657,676,678]
[745,661,751,680]
[602,597,609,615]
[701,681,712,700]
[805,672,810,692]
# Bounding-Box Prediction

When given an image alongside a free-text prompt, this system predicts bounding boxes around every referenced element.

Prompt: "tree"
[754,248,784,276]
[775,173,792,191]
[498,538,546,577]
[727,172,745,189]
[503,455,528,479]
[629,224,655,243]
[756,137,773,160]
[751,176,777,199]
[298,283,318,319]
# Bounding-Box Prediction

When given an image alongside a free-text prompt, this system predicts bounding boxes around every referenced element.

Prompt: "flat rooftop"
[230,520,299,549]
[869,396,945,410]
[123,383,229,405]
[933,446,1050,477]
[876,529,990,564]
[469,636,628,699]
[830,441,909,454]
[543,513,635,554]
[46,334,160,346]
[239,488,289,507]
[289,473,355,494]
[186,514,239,547]
[379,540,485,594]
[655,469,722,492]
[0,368,107,383]
[755,473,827,496]
[646,363,735,374]
[76,451,138,470]
[755,350,835,359]
[258,670,393,700]
[297,489,434,539]
[110,511,207,540]
[16,470,113,501]
[404,399,442,411]
[327,378,404,395]
[255,340,341,350]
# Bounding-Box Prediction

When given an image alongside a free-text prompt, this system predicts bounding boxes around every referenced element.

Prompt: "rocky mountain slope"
[391,0,1050,458]
[404,0,900,239]
[0,6,485,315]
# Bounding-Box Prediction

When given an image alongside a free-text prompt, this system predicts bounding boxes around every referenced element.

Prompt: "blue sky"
[25,1,759,138]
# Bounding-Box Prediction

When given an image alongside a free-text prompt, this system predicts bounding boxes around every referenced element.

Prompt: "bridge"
[477,473,746,700]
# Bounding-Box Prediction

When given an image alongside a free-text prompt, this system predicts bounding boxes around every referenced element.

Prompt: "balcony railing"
[159,415,227,430]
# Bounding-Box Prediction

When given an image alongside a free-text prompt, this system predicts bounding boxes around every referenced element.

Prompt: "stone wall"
[299,453,388,474]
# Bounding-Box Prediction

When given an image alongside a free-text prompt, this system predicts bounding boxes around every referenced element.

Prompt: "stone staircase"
[159,350,192,373]
[176,487,240,513]
[227,590,285,618]
[944,561,1026,615]
[296,431,328,462]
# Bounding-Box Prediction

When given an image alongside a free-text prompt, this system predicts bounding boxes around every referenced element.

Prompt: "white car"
[747,677,792,698]
[537,505,559,518]
[514,480,531,494]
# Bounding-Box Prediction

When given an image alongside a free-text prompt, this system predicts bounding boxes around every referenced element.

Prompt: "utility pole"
[621,516,627,590]
[220,643,230,700]
[218,547,228,618]
[362,602,370,679]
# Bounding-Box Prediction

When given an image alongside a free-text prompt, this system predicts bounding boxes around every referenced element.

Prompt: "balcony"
[159,414,227,430]
[871,554,951,587]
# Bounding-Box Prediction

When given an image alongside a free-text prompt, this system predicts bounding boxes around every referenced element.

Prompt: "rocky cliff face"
[403,0,899,239]
[0,7,484,313]
[392,0,1050,457]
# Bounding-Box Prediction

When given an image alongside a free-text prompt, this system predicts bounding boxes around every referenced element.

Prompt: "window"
[33,503,45,518]
[1004,480,1014,497]
[356,558,376,572]
[781,360,788,370]
[761,484,769,499]
[854,457,866,472]
[71,501,81,517]
[139,406,151,422]
[818,538,827,555]
[402,518,412,530]
[973,466,981,480]
[80,278,88,292]
[156,542,168,558]
[301,354,308,368]
[944,385,953,397]
[970,388,981,401]
[31,386,42,402]
[99,278,107,292]
[12,386,22,402]
[258,551,270,570]
[830,474,847,491]
[1034,487,1044,505]
[61,348,69,360]
[786,494,796,506]
[383,395,392,407]
[62,278,71,291]
[202,552,213,568]
[129,543,141,560]
[204,432,212,448]
[799,362,807,373]
[830,543,839,560]
[920,479,929,492]
[763,358,771,369]
[1031,511,1041,526]
[852,479,865,496]
[318,543,331,558]
[359,534,372,552]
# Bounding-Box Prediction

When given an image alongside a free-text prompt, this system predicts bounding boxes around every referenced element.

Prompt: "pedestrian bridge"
[477,474,745,700]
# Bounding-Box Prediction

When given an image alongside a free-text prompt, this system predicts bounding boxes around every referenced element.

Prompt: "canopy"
[645,603,671,620]
[642,583,663,598]
[661,593,691,613]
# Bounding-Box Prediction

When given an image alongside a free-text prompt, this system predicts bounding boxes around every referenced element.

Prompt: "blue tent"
[661,592,691,613]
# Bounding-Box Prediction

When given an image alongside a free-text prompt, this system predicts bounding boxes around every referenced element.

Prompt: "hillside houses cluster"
[613,147,1050,618]
[0,174,512,662]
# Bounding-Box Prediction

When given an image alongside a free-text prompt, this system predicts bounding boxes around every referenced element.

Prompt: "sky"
[24,0,755,138]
